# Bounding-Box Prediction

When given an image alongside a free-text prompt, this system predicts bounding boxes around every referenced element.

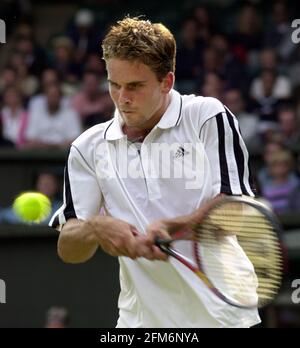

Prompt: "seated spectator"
[0,170,62,225]
[175,17,204,94]
[67,9,102,69]
[84,53,106,76]
[49,36,81,85]
[201,72,225,101]
[250,68,291,101]
[210,34,248,93]
[224,89,260,153]
[263,1,296,63]
[71,70,113,129]
[230,4,262,64]
[14,35,47,77]
[277,106,300,151]
[259,149,299,214]
[44,306,70,328]
[258,139,285,185]
[0,119,14,148]
[0,66,18,96]
[250,69,286,136]
[28,69,70,113]
[192,4,214,43]
[9,51,39,99]
[288,183,300,212]
[24,84,82,149]
[0,87,28,148]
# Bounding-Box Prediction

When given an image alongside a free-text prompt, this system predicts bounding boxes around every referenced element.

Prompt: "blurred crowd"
[0,0,300,217]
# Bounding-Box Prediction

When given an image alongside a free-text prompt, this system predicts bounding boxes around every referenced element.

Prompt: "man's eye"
[110,82,120,89]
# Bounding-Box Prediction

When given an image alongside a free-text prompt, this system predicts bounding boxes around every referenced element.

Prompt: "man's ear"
[161,72,175,93]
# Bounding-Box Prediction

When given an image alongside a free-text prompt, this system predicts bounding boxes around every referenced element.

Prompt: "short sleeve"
[199,105,256,197]
[49,145,103,229]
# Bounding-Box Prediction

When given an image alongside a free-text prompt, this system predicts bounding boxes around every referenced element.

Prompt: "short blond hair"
[102,16,176,81]
[269,150,294,168]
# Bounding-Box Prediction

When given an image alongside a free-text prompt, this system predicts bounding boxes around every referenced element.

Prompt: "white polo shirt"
[25,103,82,145]
[50,89,260,328]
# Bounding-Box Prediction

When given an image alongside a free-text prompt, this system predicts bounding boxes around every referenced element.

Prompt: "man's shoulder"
[72,119,113,149]
[180,94,225,127]
[182,94,224,116]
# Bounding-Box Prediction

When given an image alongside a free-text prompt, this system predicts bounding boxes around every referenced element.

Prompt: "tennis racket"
[155,195,283,309]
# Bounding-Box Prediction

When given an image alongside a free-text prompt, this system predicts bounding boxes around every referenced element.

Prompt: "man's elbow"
[57,241,92,264]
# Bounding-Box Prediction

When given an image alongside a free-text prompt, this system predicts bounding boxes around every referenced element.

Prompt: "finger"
[130,225,140,236]
[151,245,169,261]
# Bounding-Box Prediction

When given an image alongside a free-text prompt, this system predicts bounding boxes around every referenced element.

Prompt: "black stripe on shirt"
[175,96,183,126]
[225,109,250,196]
[216,113,232,195]
[63,152,77,221]
[51,215,60,228]
[248,164,257,195]
[103,119,114,140]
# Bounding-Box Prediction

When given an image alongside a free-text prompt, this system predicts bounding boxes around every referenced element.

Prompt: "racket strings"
[193,202,282,307]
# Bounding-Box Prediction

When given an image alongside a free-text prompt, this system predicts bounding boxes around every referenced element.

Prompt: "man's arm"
[58,216,167,263]
[57,218,98,264]
[146,195,223,241]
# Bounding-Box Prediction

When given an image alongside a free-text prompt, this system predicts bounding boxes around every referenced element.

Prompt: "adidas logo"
[174,146,188,158]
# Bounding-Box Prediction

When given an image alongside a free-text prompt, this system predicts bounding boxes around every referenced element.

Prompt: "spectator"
[0,170,62,225]
[67,9,101,69]
[28,69,70,113]
[0,119,14,148]
[201,72,225,101]
[44,306,69,328]
[50,36,81,84]
[277,106,300,151]
[193,5,214,43]
[230,4,262,64]
[24,84,82,149]
[71,70,113,128]
[224,89,260,153]
[263,1,296,63]
[84,53,106,76]
[250,68,291,101]
[259,150,299,214]
[250,69,287,137]
[210,34,247,93]
[258,139,285,186]
[14,35,47,76]
[176,17,204,94]
[9,51,39,98]
[0,66,18,96]
[0,87,28,148]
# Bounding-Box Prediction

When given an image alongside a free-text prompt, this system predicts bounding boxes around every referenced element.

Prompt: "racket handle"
[155,237,172,253]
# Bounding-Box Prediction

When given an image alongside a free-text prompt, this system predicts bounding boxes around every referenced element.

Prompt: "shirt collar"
[103,89,183,140]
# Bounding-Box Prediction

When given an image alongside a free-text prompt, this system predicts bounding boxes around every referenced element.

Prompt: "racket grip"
[155,237,173,255]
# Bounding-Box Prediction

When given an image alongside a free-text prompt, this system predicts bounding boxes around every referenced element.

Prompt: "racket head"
[192,195,283,309]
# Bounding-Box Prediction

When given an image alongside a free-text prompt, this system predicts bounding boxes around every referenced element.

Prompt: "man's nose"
[119,88,132,104]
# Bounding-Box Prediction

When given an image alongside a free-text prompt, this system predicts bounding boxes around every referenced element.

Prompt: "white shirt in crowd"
[1,107,27,146]
[25,101,82,144]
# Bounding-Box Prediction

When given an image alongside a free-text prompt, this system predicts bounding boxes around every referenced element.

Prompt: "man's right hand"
[86,216,166,261]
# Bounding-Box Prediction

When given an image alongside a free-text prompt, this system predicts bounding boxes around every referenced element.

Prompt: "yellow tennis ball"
[13,192,52,223]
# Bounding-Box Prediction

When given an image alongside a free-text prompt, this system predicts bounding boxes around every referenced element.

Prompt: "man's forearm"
[57,218,99,264]
[162,195,223,234]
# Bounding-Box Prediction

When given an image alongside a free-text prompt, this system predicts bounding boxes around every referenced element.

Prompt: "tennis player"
[50,16,261,328]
